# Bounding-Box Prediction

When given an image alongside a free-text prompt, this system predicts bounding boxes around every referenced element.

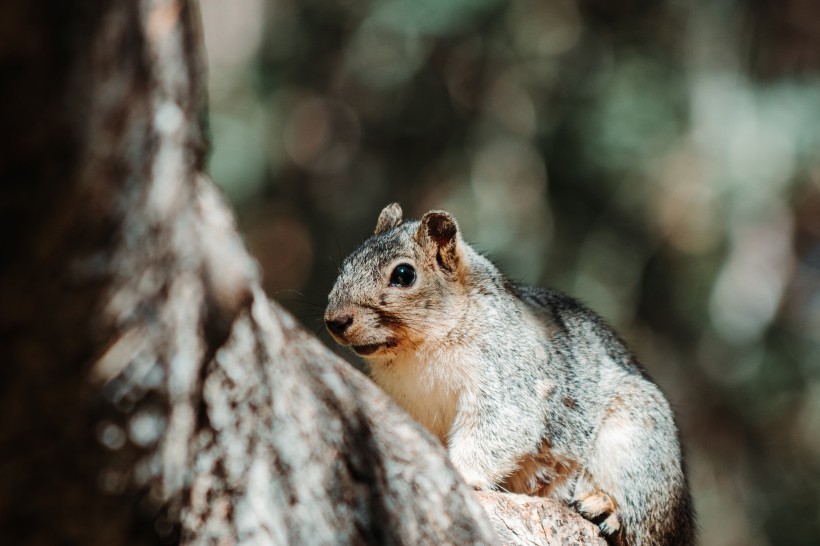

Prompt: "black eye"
[389,263,416,287]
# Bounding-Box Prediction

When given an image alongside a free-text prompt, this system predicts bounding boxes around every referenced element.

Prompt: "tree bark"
[0,1,604,544]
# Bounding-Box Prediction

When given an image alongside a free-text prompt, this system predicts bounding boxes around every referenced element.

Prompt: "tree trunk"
[0,1,605,544]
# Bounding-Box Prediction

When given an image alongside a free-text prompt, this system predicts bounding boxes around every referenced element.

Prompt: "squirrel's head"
[325,203,470,361]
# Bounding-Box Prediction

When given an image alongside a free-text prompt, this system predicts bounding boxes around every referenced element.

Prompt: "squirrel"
[324,203,696,546]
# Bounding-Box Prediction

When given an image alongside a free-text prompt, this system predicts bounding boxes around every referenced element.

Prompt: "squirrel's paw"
[571,490,622,536]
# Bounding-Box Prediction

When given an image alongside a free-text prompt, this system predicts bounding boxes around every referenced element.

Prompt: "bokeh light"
[200,1,820,543]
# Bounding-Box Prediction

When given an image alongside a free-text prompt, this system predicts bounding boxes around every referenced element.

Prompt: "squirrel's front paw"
[571,490,622,537]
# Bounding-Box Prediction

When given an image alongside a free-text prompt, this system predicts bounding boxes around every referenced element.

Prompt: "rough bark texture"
[0,1,605,544]
[476,493,605,546]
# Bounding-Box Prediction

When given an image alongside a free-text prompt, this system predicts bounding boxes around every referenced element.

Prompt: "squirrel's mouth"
[352,338,398,356]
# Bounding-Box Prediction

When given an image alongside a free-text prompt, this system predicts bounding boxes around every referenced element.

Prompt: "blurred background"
[199,0,820,544]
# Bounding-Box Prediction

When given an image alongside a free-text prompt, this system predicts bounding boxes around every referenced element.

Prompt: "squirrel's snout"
[325,314,353,337]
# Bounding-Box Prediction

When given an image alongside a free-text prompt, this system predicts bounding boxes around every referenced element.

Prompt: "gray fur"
[374,202,403,234]
[326,204,696,546]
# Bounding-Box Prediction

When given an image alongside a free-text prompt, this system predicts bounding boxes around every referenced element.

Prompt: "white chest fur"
[368,344,478,445]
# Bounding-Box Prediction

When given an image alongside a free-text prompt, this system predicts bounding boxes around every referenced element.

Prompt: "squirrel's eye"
[389,263,416,287]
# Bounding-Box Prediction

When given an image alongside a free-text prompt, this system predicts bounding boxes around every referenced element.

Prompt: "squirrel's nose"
[325,315,353,336]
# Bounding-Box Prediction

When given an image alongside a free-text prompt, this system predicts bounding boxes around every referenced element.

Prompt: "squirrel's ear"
[375,203,403,234]
[415,210,462,272]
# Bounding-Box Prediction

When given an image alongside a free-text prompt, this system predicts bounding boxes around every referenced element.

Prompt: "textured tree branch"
[476,493,604,546]
[0,0,604,544]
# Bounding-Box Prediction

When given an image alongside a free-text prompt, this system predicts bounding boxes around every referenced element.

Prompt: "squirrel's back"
[508,282,648,378]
